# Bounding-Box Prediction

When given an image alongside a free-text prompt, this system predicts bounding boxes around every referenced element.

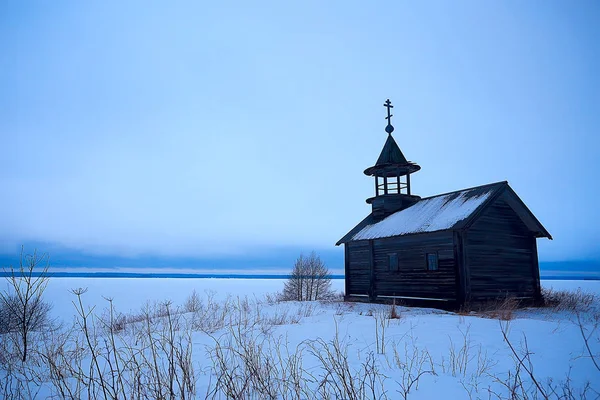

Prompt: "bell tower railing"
[374,174,412,196]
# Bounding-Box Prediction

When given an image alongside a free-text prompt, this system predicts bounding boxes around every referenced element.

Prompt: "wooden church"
[337,100,551,307]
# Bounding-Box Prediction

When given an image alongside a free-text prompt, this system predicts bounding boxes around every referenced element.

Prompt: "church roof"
[364,134,421,176]
[336,181,551,245]
[375,135,408,165]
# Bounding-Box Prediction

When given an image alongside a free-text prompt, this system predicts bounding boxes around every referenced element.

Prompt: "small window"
[426,253,439,271]
[388,253,399,272]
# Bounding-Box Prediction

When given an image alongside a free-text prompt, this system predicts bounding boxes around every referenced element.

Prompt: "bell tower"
[364,99,421,218]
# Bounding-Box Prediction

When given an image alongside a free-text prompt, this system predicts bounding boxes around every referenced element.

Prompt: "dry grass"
[457,297,521,321]
[483,297,520,321]
[541,287,597,312]
[389,301,401,319]
[455,288,598,321]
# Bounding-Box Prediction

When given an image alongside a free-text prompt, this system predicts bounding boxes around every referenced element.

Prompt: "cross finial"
[384,99,394,134]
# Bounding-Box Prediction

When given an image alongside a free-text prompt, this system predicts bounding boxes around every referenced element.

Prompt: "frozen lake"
[45,277,345,317]
[43,277,599,318]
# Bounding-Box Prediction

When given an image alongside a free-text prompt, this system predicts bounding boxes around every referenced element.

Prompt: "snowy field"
[4,278,600,399]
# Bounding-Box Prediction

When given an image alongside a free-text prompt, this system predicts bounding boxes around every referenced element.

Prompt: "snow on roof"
[352,188,495,241]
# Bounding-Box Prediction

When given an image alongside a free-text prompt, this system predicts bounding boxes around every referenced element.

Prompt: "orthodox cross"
[384,99,395,134]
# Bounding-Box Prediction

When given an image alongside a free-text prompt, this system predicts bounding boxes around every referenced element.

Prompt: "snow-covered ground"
[8,278,600,398]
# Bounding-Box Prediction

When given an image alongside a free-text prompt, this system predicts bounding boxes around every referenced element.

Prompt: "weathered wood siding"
[465,198,537,300]
[345,240,371,295]
[372,232,457,300]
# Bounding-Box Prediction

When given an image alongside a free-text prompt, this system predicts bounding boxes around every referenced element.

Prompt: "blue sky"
[1,1,599,267]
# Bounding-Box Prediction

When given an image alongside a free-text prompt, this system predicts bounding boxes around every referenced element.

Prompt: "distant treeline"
[0,271,599,280]
[0,271,346,279]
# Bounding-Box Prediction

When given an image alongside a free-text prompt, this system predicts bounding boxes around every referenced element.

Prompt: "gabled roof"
[375,135,408,166]
[336,181,551,245]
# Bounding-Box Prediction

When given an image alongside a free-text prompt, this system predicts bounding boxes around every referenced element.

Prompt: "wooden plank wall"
[346,240,371,295]
[371,232,457,300]
[466,199,536,300]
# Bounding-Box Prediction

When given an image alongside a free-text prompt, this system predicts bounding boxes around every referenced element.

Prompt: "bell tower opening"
[375,174,412,196]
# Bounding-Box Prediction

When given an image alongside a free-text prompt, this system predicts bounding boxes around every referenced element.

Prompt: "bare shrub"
[497,320,550,399]
[0,247,52,362]
[487,320,593,399]
[280,252,334,301]
[206,312,390,399]
[36,289,197,399]
[442,324,474,377]
[184,289,203,313]
[272,336,312,400]
[440,324,497,399]
[206,326,311,399]
[189,291,229,334]
[0,294,20,334]
[263,292,280,305]
[390,330,435,400]
[303,319,387,399]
